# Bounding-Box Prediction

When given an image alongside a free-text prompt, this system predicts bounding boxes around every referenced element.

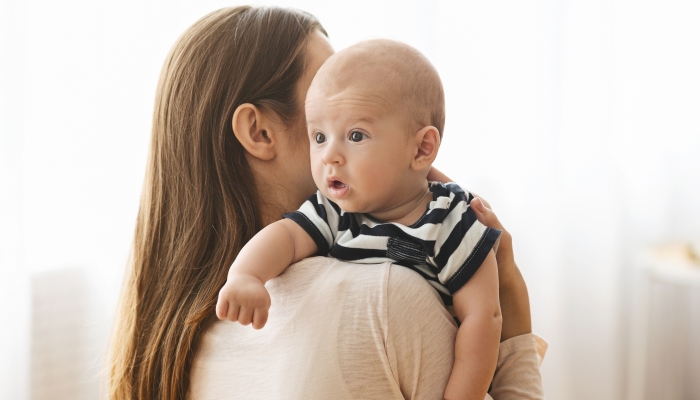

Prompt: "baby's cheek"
[309,153,323,177]
[310,170,324,192]
[358,160,396,194]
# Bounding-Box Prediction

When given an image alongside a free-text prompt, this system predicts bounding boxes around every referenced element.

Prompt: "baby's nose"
[321,142,345,165]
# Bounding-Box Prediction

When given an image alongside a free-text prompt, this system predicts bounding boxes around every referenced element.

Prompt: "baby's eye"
[315,132,326,144]
[349,131,367,142]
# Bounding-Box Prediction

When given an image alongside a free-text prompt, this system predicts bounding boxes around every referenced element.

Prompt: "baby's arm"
[215,219,318,329]
[444,250,502,400]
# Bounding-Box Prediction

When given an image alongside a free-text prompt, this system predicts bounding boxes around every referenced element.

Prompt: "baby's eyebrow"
[346,116,375,124]
[305,115,376,129]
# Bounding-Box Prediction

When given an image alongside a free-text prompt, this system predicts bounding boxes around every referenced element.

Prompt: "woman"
[107,6,544,400]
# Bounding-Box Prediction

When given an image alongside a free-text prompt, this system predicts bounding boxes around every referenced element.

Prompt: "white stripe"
[346,198,470,264]
[353,214,386,229]
[347,257,395,264]
[298,201,334,249]
[411,263,438,278]
[426,201,471,268]
[354,211,462,243]
[437,220,488,284]
[431,201,469,255]
[427,191,455,211]
[317,191,341,240]
[336,231,389,250]
[428,279,451,295]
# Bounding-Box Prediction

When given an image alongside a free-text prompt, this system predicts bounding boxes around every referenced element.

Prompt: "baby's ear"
[411,126,441,171]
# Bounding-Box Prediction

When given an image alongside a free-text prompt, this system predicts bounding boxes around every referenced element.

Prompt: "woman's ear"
[232,103,277,161]
[411,126,441,171]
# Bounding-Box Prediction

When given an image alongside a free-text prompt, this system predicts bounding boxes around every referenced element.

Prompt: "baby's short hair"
[312,39,445,138]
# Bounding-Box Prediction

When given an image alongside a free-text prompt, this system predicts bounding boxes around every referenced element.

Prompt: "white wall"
[1,0,699,399]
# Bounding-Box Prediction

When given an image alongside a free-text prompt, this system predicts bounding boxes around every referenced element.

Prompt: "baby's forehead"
[307,39,444,135]
[307,75,401,111]
[316,40,418,94]
[310,39,435,104]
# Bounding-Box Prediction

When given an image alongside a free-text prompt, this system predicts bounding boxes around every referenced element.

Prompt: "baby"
[216,39,502,400]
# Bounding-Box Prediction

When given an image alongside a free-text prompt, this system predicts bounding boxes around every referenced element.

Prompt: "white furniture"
[29,268,105,400]
[627,245,700,400]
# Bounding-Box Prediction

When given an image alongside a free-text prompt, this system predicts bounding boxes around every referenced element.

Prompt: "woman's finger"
[471,197,504,231]
[471,192,492,209]
[472,197,486,213]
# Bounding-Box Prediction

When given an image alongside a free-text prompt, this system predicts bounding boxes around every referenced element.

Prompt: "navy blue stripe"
[307,195,330,226]
[347,223,436,249]
[439,291,453,308]
[337,212,356,232]
[445,183,466,195]
[283,211,329,256]
[417,208,450,225]
[411,182,464,225]
[430,181,465,197]
[329,244,386,261]
[433,207,479,270]
[415,196,464,226]
[328,199,342,215]
[446,227,502,295]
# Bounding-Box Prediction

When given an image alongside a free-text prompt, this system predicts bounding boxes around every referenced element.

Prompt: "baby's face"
[305,83,419,214]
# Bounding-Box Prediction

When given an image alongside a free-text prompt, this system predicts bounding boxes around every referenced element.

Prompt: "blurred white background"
[1,0,699,399]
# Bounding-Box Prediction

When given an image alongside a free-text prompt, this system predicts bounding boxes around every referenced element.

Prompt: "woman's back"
[189,257,457,399]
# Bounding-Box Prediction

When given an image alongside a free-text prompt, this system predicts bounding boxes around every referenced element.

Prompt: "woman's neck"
[255,178,309,228]
[259,201,285,227]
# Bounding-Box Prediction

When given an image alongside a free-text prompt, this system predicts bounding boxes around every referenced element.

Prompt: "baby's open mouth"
[331,180,347,189]
[328,179,349,197]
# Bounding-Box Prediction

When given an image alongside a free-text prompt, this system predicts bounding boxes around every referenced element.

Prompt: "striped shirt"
[283,182,502,308]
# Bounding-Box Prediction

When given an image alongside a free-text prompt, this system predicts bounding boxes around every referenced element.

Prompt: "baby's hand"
[216,274,271,329]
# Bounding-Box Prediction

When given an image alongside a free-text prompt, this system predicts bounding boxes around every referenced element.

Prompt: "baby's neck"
[368,182,432,226]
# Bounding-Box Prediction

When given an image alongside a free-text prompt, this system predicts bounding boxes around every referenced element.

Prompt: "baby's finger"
[237,306,253,326]
[215,298,228,320]
[227,303,240,323]
[252,308,268,330]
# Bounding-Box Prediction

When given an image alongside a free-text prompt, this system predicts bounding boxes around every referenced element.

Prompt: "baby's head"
[305,39,444,214]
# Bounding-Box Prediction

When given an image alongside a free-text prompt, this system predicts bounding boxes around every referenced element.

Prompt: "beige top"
[190,257,546,399]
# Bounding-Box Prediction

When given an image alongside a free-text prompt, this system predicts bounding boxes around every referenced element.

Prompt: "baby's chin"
[318,189,368,213]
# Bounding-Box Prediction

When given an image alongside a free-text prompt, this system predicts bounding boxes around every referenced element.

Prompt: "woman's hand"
[427,166,532,341]
[470,197,532,341]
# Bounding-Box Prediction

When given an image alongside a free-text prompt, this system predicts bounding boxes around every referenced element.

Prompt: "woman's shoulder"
[269,256,392,303]
[272,258,456,323]
[191,258,408,399]
[267,257,456,330]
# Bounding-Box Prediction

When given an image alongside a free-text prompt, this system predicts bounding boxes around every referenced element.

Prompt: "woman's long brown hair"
[106,7,325,399]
